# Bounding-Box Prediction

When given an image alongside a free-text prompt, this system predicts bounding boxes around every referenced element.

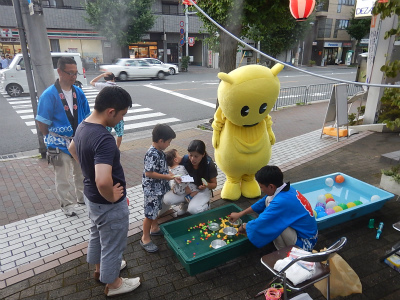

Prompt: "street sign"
[180,39,185,46]
[180,28,184,34]
[180,21,184,27]
[188,37,195,46]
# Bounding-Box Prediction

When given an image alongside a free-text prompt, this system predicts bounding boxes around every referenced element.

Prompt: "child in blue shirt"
[141,124,177,253]
[230,165,318,251]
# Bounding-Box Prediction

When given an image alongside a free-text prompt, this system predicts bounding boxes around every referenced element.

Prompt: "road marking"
[16,109,34,114]
[123,112,165,121]
[126,108,152,114]
[7,100,31,104]
[144,84,215,108]
[124,118,180,130]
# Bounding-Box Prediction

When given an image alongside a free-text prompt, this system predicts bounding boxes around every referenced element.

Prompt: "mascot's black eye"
[241,106,249,116]
[259,103,267,114]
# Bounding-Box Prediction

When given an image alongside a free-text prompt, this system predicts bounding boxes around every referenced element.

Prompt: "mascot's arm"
[265,115,275,145]
[211,107,225,149]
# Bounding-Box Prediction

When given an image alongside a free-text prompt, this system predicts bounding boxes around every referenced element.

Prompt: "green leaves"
[84,0,155,46]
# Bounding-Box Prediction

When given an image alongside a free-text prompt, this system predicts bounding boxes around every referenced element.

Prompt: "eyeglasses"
[61,69,80,77]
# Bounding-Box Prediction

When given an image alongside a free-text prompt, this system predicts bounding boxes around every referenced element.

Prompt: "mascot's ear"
[271,63,284,76]
[218,72,235,85]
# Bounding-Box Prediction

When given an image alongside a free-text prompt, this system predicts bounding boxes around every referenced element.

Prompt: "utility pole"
[13,0,56,157]
[185,4,189,57]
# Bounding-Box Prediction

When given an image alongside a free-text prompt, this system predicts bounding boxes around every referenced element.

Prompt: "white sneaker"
[62,206,76,217]
[176,203,188,216]
[105,277,141,296]
[120,260,127,271]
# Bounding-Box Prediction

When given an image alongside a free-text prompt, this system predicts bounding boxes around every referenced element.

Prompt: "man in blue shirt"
[36,57,90,216]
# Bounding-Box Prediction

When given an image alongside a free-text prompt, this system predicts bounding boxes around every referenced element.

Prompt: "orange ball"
[335,175,345,183]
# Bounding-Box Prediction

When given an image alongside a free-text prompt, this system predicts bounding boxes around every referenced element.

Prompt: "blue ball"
[317,211,328,218]
[315,206,325,213]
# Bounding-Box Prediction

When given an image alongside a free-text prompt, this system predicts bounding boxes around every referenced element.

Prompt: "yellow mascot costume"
[212,64,284,200]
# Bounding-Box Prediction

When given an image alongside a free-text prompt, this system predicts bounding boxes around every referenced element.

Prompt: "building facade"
[309,0,357,66]
[0,0,208,68]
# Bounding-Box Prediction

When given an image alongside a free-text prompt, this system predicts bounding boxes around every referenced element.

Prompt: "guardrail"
[274,83,365,110]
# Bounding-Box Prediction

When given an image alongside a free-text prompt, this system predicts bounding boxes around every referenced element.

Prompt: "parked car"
[143,58,179,75]
[99,58,170,81]
[0,52,87,97]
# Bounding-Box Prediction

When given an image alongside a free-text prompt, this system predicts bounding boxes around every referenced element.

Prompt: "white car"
[99,58,170,81]
[143,58,179,75]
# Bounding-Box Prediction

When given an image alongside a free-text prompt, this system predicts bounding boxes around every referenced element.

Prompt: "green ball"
[338,203,348,210]
[354,200,363,206]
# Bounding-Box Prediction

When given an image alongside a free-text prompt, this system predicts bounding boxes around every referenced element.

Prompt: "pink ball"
[325,208,335,215]
[326,198,335,204]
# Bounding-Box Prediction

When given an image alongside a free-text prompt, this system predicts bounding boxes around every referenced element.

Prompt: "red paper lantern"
[182,0,196,5]
[289,0,315,21]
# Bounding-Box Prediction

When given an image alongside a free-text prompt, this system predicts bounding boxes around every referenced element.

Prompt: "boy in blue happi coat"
[229,166,318,251]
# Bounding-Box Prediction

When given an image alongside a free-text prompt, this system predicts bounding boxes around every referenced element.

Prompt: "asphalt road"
[0,65,357,156]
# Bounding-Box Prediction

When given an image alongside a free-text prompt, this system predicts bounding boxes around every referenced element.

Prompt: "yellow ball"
[332,206,343,213]
[347,202,356,208]
[325,193,333,199]
[313,209,317,218]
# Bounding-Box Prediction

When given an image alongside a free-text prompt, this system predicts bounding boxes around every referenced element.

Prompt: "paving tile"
[43,249,69,264]
[58,251,84,265]
[33,260,60,276]
[5,270,34,286]
[17,259,44,274]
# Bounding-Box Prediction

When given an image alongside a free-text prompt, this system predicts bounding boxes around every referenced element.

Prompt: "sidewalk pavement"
[1,98,400,299]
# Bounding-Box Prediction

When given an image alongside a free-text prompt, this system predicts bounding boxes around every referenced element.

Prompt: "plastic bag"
[314,253,362,298]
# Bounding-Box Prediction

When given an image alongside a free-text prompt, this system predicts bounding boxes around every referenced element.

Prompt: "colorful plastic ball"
[338,203,348,210]
[335,175,345,183]
[325,193,333,199]
[326,201,337,209]
[333,206,343,213]
[325,198,335,204]
[318,194,326,203]
[315,206,325,213]
[371,195,381,202]
[354,200,363,206]
[313,209,317,218]
[315,202,326,209]
[347,202,356,208]
[325,178,334,187]
[325,208,335,215]
[317,211,328,218]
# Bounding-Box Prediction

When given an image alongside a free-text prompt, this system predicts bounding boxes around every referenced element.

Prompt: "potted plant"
[380,165,400,195]
[308,60,316,67]
[181,56,190,72]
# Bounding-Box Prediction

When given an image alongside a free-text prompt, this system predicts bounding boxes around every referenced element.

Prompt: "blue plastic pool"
[291,172,394,230]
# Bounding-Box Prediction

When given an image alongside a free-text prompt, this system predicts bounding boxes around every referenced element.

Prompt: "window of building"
[333,19,349,38]
[337,0,342,13]
[0,0,13,5]
[42,0,64,7]
[316,0,329,12]
[317,18,333,38]
[343,0,355,5]
[162,2,178,15]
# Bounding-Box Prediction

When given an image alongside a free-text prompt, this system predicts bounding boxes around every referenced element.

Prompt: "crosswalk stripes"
[1,86,180,134]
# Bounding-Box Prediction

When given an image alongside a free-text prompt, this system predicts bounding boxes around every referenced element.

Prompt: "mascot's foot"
[241,179,261,199]
[221,182,241,201]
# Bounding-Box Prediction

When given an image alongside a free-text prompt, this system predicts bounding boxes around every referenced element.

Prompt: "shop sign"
[360,39,369,44]
[188,37,195,46]
[324,42,342,47]
[354,0,374,18]
[312,42,317,46]
[342,42,352,47]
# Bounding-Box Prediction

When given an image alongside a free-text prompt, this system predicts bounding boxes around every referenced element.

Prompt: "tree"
[345,14,371,45]
[196,0,312,73]
[85,0,155,56]
[372,1,400,130]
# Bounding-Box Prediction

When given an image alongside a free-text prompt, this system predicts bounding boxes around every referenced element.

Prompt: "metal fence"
[274,83,365,110]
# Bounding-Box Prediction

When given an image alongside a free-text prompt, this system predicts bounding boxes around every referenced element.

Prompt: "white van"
[0,52,87,97]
